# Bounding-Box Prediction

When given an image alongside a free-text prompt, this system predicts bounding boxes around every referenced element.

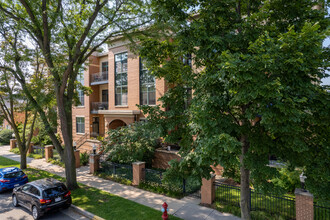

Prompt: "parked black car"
[12,178,72,220]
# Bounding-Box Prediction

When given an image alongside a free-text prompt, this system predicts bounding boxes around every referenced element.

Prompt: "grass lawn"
[0,156,182,220]
[10,148,43,159]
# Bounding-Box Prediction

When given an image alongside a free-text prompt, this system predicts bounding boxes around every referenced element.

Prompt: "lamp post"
[93,143,97,155]
[12,133,15,139]
[73,141,77,151]
[300,172,307,192]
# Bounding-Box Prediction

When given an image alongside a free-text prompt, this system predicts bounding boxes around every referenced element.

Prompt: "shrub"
[80,152,89,166]
[10,148,20,154]
[102,122,161,166]
[96,172,132,186]
[271,167,300,194]
[28,153,43,159]
[138,181,183,198]
[30,119,53,146]
[47,158,65,167]
[0,129,13,144]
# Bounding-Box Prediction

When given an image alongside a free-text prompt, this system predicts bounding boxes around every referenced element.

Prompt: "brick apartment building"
[72,39,223,174]
[72,38,167,152]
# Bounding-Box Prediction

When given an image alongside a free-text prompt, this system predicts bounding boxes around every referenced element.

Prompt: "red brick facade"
[72,40,166,150]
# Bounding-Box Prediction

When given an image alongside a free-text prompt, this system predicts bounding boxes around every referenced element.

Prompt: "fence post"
[45,145,53,161]
[89,153,100,174]
[10,139,17,150]
[74,150,80,168]
[295,188,314,220]
[201,174,216,205]
[132,162,145,186]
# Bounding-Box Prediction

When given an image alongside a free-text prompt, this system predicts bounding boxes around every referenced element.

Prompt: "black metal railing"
[142,168,201,197]
[214,182,296,219]
[100,161,133,180]
[314,203,330,220]
[91,72,108,83]
[32,145,44,157]
[91,102,108,111]
[144,168,163,184]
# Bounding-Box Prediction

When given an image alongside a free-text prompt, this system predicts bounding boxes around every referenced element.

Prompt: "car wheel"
[12,194,19,207]
[32,205,40,220]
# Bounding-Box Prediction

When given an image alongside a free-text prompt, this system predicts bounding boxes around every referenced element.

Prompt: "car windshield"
[3,171,24,179]
[43,185,67,197]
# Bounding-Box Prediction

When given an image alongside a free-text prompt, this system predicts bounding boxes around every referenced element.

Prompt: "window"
[22,184,31,192]
[76,71,84,106]
[29,186,40,196]
[76,117,85,134]
[4,171,24,178]
[102,90,108,103]
[102,62,108,73]
[43,185,67,197]
[140,59,156,105]
[182,54,192,67]
[115,53,128,105]
[78,90,84,106]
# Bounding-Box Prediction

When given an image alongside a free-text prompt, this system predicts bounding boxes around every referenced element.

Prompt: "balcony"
[91,102,108,114]
[90,72,108,85]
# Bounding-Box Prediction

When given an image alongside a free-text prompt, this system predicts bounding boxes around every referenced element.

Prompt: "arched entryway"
[108,119,127,130]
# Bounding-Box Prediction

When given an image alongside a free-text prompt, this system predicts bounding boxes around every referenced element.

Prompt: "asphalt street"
[0,190,89,220]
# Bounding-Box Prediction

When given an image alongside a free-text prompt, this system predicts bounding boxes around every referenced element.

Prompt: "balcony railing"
[91,102,108,113]
[91,72,108,84]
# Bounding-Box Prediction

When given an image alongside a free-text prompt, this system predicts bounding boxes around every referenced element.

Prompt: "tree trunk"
[57,94,78,190]
[20,152,27,170]
[240,135,251,220]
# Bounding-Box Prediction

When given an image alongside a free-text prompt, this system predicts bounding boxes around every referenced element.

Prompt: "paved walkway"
[0,145,239,220]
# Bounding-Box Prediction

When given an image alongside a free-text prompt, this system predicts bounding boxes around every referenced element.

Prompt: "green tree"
[0,69,37,169]
[137,1,330,219]
[102,122,161,166]
[0,0,150,189]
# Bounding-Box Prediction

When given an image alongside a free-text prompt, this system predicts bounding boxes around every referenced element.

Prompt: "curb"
[71,204,105,220]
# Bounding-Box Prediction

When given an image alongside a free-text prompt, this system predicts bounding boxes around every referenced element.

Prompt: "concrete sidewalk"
[0,145,239,220]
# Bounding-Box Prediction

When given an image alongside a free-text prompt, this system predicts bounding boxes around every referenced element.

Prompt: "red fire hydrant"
[161,202,168,220]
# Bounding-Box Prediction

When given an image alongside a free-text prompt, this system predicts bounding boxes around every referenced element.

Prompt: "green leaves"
[102,122,161,165]
[139,0,330,202]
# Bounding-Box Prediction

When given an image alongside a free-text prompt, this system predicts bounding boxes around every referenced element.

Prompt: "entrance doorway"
[91,117,99,137]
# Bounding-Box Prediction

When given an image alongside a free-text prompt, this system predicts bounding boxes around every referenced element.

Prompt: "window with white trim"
[115,53,128,105]
[76,117,85,134]
[140,59,156,105]
[76,70,84,106]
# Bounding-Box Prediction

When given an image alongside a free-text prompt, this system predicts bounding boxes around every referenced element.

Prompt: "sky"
[321,5,330,86]
[321,37,330,86]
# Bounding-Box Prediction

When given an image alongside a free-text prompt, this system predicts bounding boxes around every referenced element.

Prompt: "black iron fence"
[314,203,330,220]
[32,145,44,157]
[143,168,201,197]
[214,182,295,219]
[100,161,133,181]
